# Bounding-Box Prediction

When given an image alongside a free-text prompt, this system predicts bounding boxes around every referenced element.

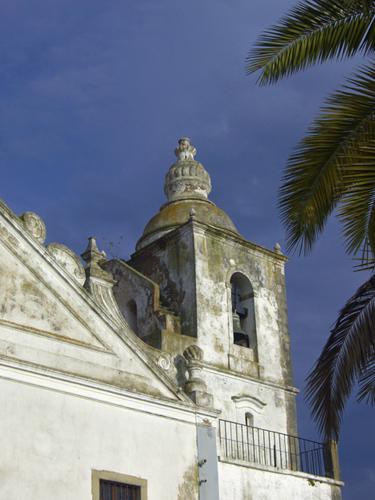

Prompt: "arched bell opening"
[230,273,257,353]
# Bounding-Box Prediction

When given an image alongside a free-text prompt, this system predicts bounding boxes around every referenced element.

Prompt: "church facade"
[0,138,342,499]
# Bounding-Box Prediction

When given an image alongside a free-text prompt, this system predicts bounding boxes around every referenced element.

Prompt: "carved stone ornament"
[157,353,172,371]
[231,395,266,413]
[182,344,213,408]
[174,137,197,161]
[80,237,125,326]
[47,243,86,285]
[81,237,111,282]
[183,344,204,363]
[20,211,46,244]
[164,138,212,202]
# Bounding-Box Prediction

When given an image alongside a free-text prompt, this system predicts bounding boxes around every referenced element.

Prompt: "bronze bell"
[233,311,245,335]
[232,311,249,347]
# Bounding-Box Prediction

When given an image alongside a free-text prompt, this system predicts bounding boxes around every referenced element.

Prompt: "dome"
[136,138,239,250]
[137,198,238,249]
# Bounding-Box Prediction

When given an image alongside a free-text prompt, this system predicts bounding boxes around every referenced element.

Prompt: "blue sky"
[1,1,374,497]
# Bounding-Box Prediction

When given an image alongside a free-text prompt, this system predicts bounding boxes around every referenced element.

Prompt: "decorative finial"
[81,237,112,287]
[81,237,107,265]
[182,345,213,408]
[274,242,282,254]
[175,137,197,161]
[164,137,211,202]
[183,344,204,362]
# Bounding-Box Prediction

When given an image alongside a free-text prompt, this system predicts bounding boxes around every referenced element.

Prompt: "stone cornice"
[0,358,221,424]
[132,218,287,264]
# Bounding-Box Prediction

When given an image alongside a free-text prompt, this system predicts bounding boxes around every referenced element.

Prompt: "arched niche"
[230,272,257,352]
[245,412,254,427]
[123,299,138,335]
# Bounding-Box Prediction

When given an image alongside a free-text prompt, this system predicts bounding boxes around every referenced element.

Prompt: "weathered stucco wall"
[218,461,342,500]
[0,230,177,400]
[131,227,197,338]
[0,375,200,500]
[192,223,291,386]
[191,222,298,436]
[202,369,294,434]
[105,259,162,345]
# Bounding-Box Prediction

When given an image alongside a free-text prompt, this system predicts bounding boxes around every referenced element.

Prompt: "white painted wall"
[193,227,288,385]
[0,374,199,500]
[219,461,341,500]
[203,369,291,433]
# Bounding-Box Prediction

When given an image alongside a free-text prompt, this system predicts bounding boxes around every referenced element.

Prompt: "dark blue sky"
[1,1,373,497]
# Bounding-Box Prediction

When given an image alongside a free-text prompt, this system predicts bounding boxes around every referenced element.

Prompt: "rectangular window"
[92,470,147,500]
[100,479,141,500]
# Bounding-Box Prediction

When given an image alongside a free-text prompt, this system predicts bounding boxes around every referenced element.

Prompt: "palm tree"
[247,0,375,440]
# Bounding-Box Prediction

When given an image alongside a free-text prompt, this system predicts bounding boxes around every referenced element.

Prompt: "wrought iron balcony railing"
[218,419,333,478]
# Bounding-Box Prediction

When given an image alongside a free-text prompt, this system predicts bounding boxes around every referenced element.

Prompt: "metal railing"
[218,419,332,478]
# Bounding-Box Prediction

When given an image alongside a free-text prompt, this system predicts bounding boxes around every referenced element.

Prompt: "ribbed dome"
[136,138,239,250]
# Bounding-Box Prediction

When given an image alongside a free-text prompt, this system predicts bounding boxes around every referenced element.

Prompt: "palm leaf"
[279,63,375,255]
[357,355,375,403]
[306,275,375,440]
[354,253,375,271]
[338,142,375,256]
[247,0,375,84]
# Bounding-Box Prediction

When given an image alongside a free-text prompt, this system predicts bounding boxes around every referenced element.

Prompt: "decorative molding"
[0,318,109,352]
[157,353,172,371]
[231,395,266,413]
[47,242,85,285]
[201,364,299,395]
[0,359,220,424]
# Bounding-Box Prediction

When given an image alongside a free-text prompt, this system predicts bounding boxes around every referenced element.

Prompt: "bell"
[232,311,249,348]
[233,311,245,335]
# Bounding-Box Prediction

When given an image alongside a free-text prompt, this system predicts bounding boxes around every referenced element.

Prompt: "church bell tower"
[121,138,298,437]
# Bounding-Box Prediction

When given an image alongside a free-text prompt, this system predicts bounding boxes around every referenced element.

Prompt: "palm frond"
[354,254,375,271]
[247,0,375,84]
[357,355,375,403]
[338,142,375,256]
[306,275,375,440]
[279,63,375,255]
[363,5,375,54]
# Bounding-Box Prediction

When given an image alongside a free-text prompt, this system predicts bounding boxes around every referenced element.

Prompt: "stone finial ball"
[183,344,204,362]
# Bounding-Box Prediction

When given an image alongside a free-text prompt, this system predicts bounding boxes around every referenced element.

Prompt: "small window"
[245,412,254,427]
[92,470,147,500]
[100,479,140,500]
